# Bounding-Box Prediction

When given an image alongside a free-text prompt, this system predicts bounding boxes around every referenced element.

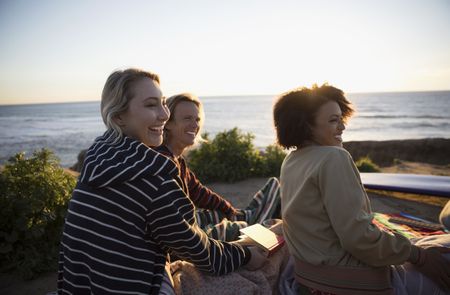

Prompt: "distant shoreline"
[1,137,449,169]
[68,137,449,168]
[65,137,450,171]
[343,138,450,166]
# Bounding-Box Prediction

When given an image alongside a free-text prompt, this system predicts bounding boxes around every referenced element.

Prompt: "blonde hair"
[164,93,205,144]
[101,68,160,141]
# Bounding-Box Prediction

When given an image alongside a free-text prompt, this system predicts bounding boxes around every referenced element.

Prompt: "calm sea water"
[1,91,449,167]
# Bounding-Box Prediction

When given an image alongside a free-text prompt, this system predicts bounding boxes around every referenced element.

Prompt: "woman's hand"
[267,219,283,236]
[411,246,450,292]
[233,235,255,247]
[244,246,268,270]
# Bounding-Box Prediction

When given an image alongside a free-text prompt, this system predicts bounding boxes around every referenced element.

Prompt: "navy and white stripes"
[58,131,249,294]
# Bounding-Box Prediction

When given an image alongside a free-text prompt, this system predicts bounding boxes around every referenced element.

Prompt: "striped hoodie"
[57,131,250,295]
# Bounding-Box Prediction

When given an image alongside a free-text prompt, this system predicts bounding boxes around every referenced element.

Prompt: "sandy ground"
[1,162,449,295]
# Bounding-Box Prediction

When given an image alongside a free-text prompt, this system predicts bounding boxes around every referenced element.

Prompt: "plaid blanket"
[372,213,446,239]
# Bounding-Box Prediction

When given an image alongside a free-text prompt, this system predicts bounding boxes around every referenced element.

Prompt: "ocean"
[1,91,449,167]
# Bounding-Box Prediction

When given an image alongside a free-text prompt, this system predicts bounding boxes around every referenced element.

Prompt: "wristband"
[408,245,421,264]
[408,245,427,266]
[416,247,426,267]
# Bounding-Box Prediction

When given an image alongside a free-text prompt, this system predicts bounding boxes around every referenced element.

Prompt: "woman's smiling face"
[116,78,170,147]
[310,100,346,147]
[165,100,201,150]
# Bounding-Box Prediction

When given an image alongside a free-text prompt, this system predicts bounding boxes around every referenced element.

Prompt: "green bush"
[261,144,287,177]
[393,158,403,165]
[0,149,76,279]
[187,128,287,182]
[356,156,380,172]
[188,128,266,182]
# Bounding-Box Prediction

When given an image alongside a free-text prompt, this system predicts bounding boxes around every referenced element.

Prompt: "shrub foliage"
[262,144,287,177]
[0,149,76,279]
[356,156,381,172]
[187,128,286,182]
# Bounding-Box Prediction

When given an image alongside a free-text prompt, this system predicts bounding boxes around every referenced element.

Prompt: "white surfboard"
[360,173,450,198]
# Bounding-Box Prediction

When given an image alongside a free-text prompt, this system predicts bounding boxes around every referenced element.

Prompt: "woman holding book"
[155,93,281,241]
[57,69,266,295]
[273,84,450,294]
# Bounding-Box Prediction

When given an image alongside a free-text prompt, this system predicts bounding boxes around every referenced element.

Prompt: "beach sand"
[1,161,449,294]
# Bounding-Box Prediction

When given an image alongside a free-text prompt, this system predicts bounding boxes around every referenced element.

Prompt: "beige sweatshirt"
[280,146,411,267]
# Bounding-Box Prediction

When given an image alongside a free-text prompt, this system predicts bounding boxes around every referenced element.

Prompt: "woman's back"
[274,84,450,294]
[282,145,411,268]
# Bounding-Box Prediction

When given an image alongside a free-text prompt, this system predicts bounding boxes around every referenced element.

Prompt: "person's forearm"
[149,180,249,274]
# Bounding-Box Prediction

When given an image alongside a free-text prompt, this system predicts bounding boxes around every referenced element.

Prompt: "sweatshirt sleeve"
[319,149,412,267]
[145,177,247,275]
[183,159,234,215]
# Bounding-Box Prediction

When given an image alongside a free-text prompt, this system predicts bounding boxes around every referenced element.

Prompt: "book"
[239,223,285,257]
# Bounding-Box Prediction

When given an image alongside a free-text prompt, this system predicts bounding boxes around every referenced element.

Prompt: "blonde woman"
[57,69,265,295]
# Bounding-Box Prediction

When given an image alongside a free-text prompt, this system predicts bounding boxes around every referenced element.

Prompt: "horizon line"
[1,89,450,107]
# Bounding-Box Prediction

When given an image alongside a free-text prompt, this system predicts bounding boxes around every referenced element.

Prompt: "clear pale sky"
[1,0,449,105]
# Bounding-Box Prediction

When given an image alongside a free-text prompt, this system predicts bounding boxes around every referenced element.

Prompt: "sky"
[0,0,449,105]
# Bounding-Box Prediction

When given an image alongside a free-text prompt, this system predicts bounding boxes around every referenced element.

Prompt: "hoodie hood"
[79,130,177,188]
